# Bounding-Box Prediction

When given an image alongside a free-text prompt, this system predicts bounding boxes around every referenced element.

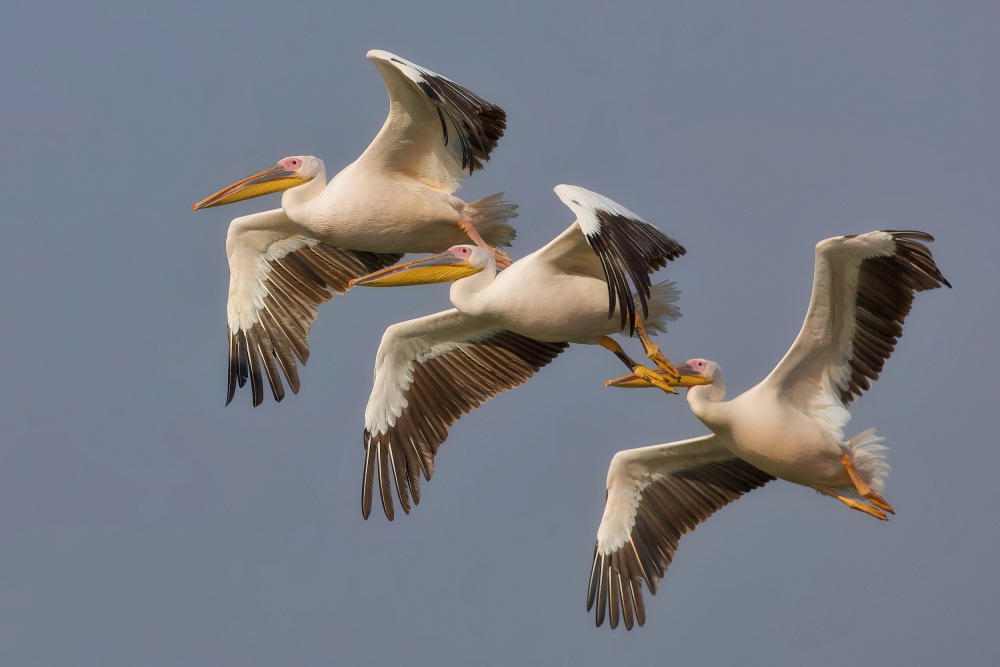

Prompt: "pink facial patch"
[278,157,301,171]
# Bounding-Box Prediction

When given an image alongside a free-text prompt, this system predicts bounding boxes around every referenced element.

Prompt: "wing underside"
[588,436,774,629]
[763,230,950,417]
[227,225,402,406]
[363,312,568,520]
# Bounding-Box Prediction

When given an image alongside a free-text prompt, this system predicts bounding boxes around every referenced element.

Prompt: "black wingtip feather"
[408,67,506,175]
[226,330,238,406]
[585,209,686,335]
[377,441,395,521]
[362,430,376,521]
[587,543,600,612]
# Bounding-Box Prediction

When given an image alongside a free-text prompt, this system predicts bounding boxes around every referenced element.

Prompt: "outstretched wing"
[761,231,950,436]
[588,436,774,630]
[363,309,568,520]
[541,185,686,334]
[226,209,403,406]
[357,50,506,192]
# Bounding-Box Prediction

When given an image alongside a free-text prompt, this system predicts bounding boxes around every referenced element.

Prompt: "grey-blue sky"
[1,1,997,664]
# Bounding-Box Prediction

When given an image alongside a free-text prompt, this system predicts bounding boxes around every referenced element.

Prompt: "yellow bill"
[193,165,312,211]
[351,251,484,287]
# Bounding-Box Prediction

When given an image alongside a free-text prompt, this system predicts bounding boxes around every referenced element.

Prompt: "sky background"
[1,1,998,664]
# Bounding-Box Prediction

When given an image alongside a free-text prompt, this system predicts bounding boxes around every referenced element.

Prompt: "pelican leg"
[598,337,677,395]
[457,219,511,269]
[839,454,895,514]
[816,487,888,521]
[632,317,681,383]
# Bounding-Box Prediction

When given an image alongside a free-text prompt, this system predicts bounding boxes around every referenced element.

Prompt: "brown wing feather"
[588,458,774,630]
[362,331,568,520]
[839,231,950,405]
[228,244,403,407]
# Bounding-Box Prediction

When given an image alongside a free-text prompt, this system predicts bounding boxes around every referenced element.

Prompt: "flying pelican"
[192,50,517,407]
[587,230,950,630]
[351,184,695,521]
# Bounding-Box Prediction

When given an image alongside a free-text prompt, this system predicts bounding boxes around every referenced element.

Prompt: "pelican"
[192,50,517,407]
[351,184,696,521]
[587,230,950,630]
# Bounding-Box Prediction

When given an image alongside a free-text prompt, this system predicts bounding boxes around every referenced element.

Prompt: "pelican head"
[606,357,715,389]
[192,156,323,210]
[351,245,491,288]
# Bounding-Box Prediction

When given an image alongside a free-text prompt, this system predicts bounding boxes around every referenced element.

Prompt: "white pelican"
[587,230,950,630]
[192,50,517,407]
[351,184,695,520]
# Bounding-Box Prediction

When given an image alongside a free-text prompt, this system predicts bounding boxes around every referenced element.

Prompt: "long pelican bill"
[605,362,712,388]
[192,165,312,210]
[351,252,484,287]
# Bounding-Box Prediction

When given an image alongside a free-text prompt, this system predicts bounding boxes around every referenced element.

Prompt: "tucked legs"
[632,316,681,383]
[839,453,895,514]
[816,487,888,521]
